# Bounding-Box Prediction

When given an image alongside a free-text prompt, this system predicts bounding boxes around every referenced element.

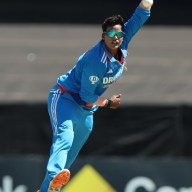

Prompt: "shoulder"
[84,40,103,58]
[79,41,107,70]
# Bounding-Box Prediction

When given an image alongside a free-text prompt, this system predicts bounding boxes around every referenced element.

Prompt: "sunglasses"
[105,30,125,38]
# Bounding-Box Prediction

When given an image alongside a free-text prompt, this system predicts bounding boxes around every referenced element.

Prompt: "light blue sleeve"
[78,55,104,104]
[122,6,151,49]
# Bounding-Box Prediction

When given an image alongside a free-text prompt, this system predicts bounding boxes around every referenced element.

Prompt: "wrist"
[104,99,113,108]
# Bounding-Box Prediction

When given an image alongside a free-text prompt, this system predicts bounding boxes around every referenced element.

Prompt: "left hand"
[109,94,122,109]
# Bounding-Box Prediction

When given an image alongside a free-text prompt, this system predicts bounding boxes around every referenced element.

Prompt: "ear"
[102,33,105,40]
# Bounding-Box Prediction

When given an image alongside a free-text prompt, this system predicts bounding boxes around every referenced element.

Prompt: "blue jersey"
[56,6,150,109]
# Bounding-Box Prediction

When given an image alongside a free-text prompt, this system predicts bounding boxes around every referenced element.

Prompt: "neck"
[103,43,121,61]
[111,50,118,57]
[112,49,121,61]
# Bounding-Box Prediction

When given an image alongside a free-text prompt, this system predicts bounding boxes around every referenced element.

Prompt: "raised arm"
[121,0,153,49]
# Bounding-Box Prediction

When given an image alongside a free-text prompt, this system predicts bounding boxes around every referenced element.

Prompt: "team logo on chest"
[89,76,99,84]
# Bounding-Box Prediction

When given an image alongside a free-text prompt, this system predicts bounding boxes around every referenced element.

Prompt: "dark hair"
[102,15,124,32]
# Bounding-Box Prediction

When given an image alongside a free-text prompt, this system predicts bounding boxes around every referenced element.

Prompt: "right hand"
[140,0,153,9]
[109,94,122,109]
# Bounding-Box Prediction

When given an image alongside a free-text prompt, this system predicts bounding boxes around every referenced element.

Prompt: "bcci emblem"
[89,76,99,84]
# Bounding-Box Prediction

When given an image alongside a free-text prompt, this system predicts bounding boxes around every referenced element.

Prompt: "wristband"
[105,99,113,108]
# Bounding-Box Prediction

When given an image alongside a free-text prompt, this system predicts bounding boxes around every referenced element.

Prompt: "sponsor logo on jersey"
[103,77,114,84]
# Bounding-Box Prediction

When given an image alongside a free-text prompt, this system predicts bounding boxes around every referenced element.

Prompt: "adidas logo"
[107,69,113,74]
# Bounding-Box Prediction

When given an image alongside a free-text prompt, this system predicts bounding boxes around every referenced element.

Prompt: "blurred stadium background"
[0,0,192,191]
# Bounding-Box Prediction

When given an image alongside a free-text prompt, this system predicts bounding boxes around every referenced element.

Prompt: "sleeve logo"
[89,76,99,84]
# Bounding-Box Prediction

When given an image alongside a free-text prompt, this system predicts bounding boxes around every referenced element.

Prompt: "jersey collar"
[102,41,128,64]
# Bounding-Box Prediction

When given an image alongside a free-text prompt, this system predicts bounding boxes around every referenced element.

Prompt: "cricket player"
[38,0,153,191]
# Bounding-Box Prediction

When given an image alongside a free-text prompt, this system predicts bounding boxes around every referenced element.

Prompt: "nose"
[113,35,118,39]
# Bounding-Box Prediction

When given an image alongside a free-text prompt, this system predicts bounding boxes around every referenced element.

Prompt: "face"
[102,24,124,53]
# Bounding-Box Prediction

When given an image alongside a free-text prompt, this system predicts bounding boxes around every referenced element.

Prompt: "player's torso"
[57,41,128,95]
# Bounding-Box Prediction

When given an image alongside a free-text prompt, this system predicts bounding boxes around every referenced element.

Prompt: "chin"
[111,46,119,50]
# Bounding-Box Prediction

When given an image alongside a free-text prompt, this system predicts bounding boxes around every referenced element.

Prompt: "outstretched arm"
[121,0,153,49]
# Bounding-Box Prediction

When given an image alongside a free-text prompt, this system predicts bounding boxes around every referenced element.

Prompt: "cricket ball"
[142,0,153,8]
